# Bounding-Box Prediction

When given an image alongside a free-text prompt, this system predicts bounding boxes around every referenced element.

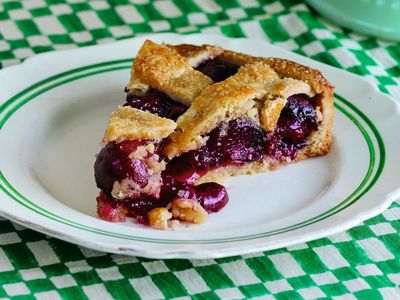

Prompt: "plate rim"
[0,33,399,258]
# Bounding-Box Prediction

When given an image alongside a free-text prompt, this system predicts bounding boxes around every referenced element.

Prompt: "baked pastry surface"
[94,40,334,229]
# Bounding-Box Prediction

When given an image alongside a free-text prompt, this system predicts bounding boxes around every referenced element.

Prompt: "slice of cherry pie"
[94,40,334,229]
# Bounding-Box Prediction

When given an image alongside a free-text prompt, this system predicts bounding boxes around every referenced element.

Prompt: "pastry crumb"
[147,208,172,230]
[169,198,208,224]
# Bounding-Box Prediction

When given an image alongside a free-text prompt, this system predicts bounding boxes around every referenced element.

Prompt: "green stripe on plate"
[0,58,132,115]
[0,59,385,244]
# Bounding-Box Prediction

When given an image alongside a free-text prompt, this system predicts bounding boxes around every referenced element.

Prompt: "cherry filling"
[195,57,240,82]
[94,140,229,220]
[125,89,187,121]
[96,179,228,221]
[164,118,265,183]
[163,94,319,183]
[161,176,228,213]
[265,94,318,160]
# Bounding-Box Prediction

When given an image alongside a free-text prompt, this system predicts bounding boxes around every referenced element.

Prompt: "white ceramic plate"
[1,33,399,259]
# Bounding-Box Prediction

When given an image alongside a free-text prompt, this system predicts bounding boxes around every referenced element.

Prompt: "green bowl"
[306,0,400,41]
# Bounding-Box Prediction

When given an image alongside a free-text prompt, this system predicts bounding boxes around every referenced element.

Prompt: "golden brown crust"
[219,50,333,89]
[274,78,314,98]
[260,98,287,132]
[195,160,274,185]
[170,44,223,67]
[103,106,176,143]
[128,40,220,106]
[194,149,317,185]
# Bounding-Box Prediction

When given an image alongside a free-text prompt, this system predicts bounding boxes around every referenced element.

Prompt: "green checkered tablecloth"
[0,0,399,299]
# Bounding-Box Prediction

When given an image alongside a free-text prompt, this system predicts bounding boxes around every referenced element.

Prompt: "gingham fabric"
[0,0,399,299]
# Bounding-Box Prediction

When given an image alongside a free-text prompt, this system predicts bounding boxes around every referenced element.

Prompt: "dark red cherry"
[283,94,318,131]
[162,156,204,184]
[125,90,187,120]
[181,118,264,171]
[221,118,264,163]
[195,182,229,213]
[265,93,318,160]
[195,57,240,82]
[125,91,166,116]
